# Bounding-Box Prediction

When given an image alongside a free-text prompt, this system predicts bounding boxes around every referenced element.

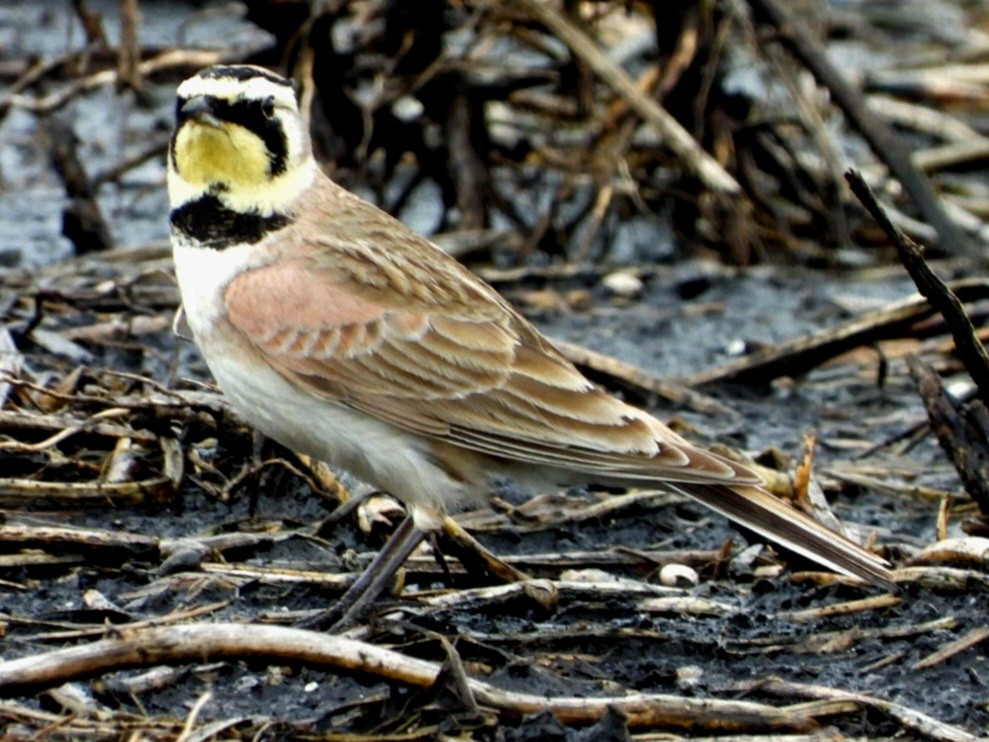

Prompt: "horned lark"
[168,65,892,627]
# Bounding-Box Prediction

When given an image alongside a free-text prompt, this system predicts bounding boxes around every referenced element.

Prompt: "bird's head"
[167,65,315,217]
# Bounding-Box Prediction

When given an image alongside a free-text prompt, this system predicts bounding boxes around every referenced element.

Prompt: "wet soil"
[1,1,988,739]
[1,251,984,739]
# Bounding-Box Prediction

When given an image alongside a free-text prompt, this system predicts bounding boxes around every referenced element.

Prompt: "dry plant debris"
[1,0,989,739]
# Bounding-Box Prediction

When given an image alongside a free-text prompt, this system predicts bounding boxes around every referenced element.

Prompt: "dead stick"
[70,0,109,49]
[846,169,989,403]
[746,0,972,256]
[681,278,989,387]
[117,0,142,92]
[0,623,819,731]
[741,677,977,742]
[906,356,989,515]
[44,113,114,253]
[509,0,740,195]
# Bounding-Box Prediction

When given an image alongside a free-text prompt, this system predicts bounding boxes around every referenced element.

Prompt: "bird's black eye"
[261,96,276,119]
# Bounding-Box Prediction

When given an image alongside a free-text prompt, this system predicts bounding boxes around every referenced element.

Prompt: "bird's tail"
[672,482,894,588]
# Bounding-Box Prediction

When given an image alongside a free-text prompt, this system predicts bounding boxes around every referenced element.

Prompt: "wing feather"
[214,175,892,586]
[223,249,760,486]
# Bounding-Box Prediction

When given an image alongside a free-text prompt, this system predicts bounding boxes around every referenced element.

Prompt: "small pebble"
[601,271,643,298]
[659,563,698,587]
[234,675,261,692]
[729,543,765,579]
[675,665,704,691]
[391,95,424,121]
[725,337,747,356]
[82,589,120,612]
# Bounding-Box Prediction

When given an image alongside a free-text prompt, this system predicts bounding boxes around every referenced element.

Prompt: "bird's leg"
[440,515,529,584]
[298,514,426,632]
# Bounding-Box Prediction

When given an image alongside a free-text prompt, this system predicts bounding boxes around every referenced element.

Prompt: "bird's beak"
[181,96,223,129]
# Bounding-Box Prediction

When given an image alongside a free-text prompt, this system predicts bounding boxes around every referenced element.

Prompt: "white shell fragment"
[601,271,643,298]
[912,537,989,567]
[659,563,699,587]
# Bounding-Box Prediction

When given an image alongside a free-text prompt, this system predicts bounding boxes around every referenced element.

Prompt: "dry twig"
[0,623,830,732]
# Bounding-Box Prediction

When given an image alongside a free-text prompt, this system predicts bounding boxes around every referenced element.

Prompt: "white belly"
[172,243,474,525]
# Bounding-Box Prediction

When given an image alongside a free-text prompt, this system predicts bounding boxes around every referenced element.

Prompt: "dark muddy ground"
[2,1,989,740]
[1,250,983,740]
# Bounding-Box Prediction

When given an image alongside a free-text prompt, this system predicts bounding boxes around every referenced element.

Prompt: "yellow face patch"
[172,121,271,190]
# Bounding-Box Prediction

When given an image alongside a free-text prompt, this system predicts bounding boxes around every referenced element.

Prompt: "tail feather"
[673,482,894,588]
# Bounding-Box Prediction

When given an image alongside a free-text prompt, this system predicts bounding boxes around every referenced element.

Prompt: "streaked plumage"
[168,65,893,621]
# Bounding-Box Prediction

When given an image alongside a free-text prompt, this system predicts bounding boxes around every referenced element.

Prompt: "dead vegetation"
[2,0,989,739]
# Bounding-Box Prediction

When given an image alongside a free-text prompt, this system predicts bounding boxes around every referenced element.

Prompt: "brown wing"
[221,183,893,586]
[222,215,756,486]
